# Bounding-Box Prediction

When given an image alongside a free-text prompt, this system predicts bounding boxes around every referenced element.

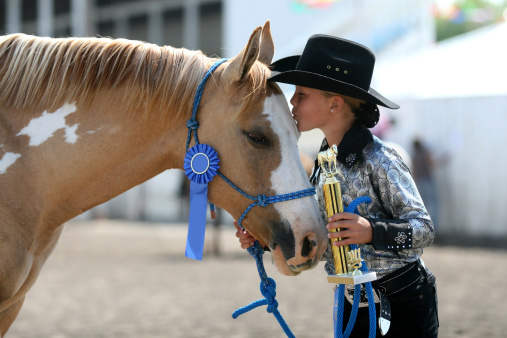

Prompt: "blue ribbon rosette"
[183,143,220,260]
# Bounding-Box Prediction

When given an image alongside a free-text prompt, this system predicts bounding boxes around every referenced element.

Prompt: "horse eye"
[247,132,268,145]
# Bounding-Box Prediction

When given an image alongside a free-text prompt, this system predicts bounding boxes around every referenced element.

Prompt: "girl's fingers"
[332,238,353,247]
[326,220,355,231]
[234,220,255,248]
[234,220,249,237]
[328,212,356,223]
[328,230,349,239]
[233,220,241,231]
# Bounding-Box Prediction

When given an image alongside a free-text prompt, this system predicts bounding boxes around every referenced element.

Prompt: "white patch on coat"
[86,126,106,135]
[17,103,79,146]
[64,124,79,143]
[265,94,321,231]
[0,152,21,174]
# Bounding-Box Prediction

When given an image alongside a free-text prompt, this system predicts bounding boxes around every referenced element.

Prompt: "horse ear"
[258,21,274,66]
[221,26,261,85]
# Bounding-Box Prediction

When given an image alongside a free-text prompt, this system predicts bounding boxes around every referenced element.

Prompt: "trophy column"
[319,145,377,285]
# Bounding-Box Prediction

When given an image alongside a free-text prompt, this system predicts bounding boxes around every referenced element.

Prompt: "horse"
[0,22,328,335]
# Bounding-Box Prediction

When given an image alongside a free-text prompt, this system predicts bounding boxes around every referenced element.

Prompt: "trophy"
[318,145,377,285]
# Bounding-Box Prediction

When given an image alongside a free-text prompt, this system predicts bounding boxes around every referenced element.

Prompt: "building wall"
[0,0,223,57]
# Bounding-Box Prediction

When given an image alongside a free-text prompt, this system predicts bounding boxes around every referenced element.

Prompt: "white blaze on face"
[17,103,78,146]
[265,93,318,227]
[0,151,21,174]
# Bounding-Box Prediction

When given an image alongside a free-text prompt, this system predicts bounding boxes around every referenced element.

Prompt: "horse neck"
[85,97,196,218]
[2,89,192,230]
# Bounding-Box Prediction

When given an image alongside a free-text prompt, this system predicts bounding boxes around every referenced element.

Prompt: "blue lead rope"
[232,242,295,338]
[333,196,376,338]
[334,259,376,338]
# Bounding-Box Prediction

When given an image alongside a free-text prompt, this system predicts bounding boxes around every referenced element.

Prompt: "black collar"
[309,122,373,183]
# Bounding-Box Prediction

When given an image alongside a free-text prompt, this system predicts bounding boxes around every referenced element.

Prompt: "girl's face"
[290,86,333,132]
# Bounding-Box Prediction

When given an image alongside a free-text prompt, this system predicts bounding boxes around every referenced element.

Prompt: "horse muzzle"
[269,220,327,276]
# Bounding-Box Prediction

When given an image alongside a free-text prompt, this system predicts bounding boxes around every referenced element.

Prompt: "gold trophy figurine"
[318,145,377,285]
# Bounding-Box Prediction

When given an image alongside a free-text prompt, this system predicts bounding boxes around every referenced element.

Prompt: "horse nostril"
[301,235,317,258]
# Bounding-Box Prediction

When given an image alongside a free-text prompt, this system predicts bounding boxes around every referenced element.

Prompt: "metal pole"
[71,0,95,37]
[6,0,21,34]
[37,0,54,37]
[148,2,163,45]
[183,0,199,50]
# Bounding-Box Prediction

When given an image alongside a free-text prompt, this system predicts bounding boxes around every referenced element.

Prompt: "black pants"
[343,260,439,337]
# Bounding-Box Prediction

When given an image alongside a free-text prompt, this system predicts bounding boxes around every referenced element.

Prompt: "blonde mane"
[0,34,211,120]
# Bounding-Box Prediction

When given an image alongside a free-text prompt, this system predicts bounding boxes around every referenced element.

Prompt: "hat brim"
[268,56,399,109]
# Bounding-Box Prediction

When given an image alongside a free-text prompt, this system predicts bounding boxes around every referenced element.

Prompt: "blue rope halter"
[186,59,317,337]
[185,58,316,230]
[217,172,315,229]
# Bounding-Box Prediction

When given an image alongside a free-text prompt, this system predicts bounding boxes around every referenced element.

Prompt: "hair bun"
[359,102,379,128]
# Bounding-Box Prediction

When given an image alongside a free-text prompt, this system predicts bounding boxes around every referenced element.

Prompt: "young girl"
[235,35,438,337]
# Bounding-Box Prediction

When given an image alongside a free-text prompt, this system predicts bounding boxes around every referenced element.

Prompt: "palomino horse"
[0,22,328,335]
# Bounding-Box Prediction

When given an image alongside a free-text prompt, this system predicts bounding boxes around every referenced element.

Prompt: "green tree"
[435,0,507,41]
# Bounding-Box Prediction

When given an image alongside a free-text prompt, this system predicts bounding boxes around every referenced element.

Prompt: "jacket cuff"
[368,218,413,251]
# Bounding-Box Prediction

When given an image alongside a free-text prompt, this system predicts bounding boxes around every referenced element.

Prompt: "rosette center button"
[191,153,210,174]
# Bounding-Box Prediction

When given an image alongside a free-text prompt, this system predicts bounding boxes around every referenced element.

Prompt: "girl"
[236,34,438,337]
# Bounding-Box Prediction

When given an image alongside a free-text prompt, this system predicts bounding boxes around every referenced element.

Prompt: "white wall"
[372,22,507,238]
[386,96,507,238]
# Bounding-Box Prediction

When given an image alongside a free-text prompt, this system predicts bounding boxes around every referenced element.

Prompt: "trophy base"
[328,271,377,285]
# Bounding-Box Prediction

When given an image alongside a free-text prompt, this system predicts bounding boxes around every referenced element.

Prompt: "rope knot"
[186,119,200,130]
[260,278,278,313]
[257,195,268,207]
[247,242,265,257]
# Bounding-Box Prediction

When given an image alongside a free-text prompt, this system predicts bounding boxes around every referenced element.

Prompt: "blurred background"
[2,1,507,337]
[1,0,506,241]
[2,0,505,245]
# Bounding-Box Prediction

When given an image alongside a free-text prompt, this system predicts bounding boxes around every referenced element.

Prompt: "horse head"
[196,22,328,276]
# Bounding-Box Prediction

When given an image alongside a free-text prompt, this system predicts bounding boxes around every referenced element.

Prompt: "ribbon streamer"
[183,144,219,260]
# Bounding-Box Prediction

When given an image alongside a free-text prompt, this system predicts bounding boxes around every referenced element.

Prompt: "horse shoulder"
[0,218,64,314]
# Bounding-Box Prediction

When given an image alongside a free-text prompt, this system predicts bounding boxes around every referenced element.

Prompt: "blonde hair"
[320,90,363,113]
[320,90,380,128]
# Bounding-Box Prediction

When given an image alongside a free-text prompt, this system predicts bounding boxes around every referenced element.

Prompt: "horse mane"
[0,33,212,121]
[0,33,273,123]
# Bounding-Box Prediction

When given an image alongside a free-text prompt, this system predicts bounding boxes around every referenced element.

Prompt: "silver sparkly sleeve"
[369,148,435,250]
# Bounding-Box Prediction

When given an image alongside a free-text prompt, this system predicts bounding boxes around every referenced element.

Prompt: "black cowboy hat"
[268,34,399,109]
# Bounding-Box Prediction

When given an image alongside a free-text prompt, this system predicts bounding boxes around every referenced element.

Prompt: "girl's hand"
[234,220,256,249]
[326,212,373,247]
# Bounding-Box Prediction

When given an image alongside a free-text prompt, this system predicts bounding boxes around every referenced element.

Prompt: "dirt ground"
[6,219,507,338]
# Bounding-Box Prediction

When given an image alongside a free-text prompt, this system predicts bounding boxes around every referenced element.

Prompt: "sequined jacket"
[309,123,435,278]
